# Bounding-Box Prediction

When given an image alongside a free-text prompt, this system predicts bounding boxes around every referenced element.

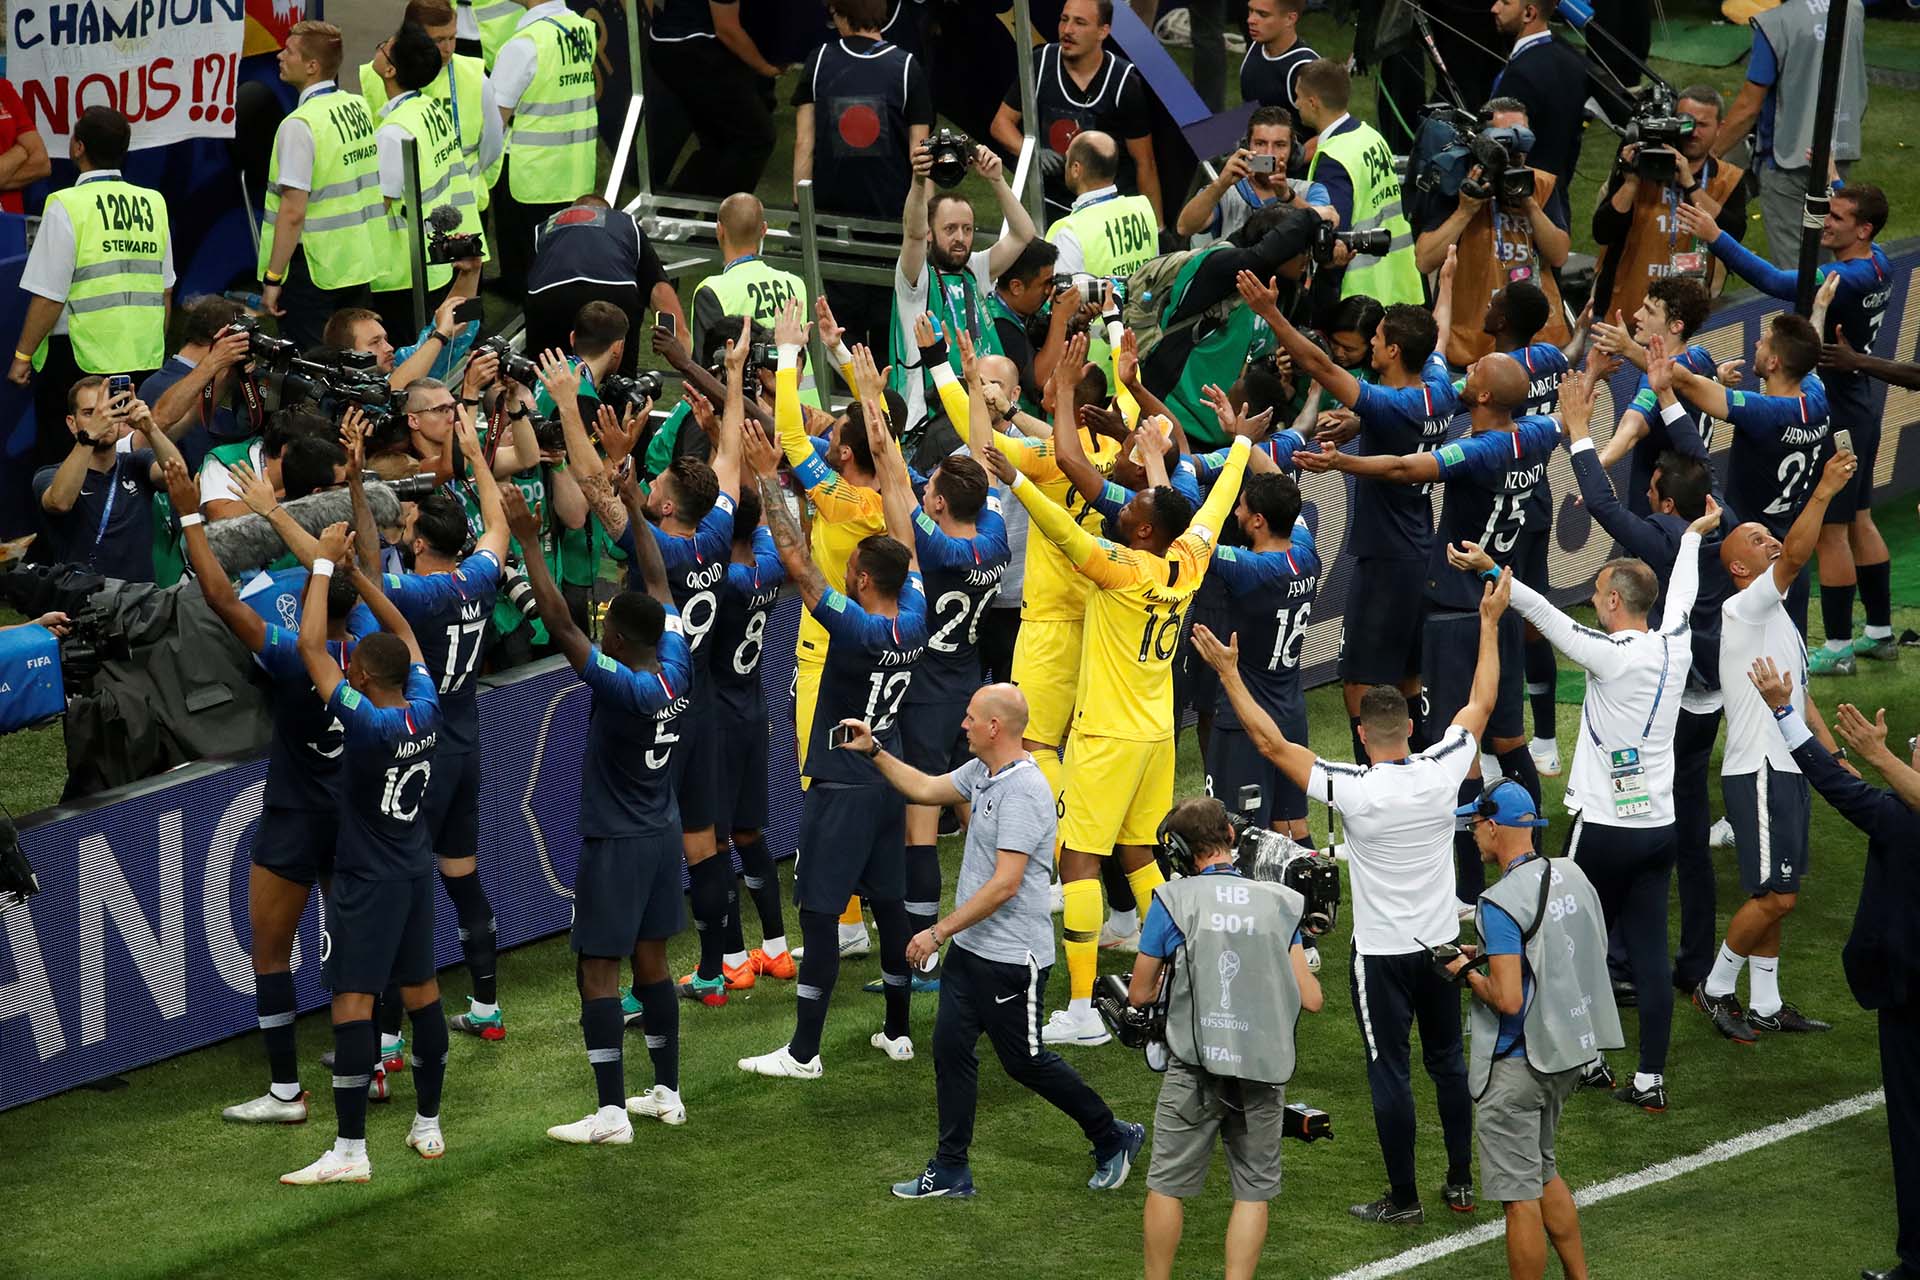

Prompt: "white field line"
[1325,1089,1887,1280]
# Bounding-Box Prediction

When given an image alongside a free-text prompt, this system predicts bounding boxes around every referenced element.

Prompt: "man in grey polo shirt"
[837,682,1142,1200]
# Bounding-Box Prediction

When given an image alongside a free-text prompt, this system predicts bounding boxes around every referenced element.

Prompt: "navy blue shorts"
[1177,596,1229,719]
[1424,608,1526,742]
[713,714,770,833]
[326,871,436,995]
[900,697,967,774]
[254,805,338,887]
[1515,529,1551,593]
[674,698,718,833]
[420,749,479,861]
[571,831,685,956]
[1340,558,1427,685]
[1723,764,1811,895]
[1205,715,1308,827]
[795,783,906,912]
[1823,418,1879,524]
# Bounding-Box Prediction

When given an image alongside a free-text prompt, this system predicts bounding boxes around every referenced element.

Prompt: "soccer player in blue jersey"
[377,408,510,1042]
[161,461,366,1126]
[504,476,698,1143]
[737,394,931,1080]
[1678,189,1896,670]
[1235,268,1459,763]
[281,524,446,1185]
[1591,277,1720,517]
[1297,348,1561,900]
[1651,316,1830,635]
[1203,471,1321,839]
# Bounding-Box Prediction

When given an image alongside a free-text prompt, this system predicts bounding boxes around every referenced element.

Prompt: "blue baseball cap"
[1455,780,1550,828]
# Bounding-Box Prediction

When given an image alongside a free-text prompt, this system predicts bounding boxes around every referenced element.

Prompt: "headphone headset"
[1472,779,1538,822]
[1155,813,1199,878]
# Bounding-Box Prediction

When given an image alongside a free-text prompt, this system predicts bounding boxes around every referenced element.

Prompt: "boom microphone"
[203,483,405,576]
[426,204,464,234]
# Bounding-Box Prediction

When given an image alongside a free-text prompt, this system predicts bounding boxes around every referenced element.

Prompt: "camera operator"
[1712,0,1867,268]
[32,380,187,583]
[527,195,685,378]
[691,194,817,401]
[1190,570,1512,1225]
[490,0,600,296]
[257,21,379,353]
[644,0,783,201]
[367,23,486,343]
[989,0,1162,226]
[1131,796,1323,1280]
[140,297,254,472]
[1414,99,1570,368]
[893,140,1036,434]
[1177,108,1334,248]
[11,107,175,470]
[324,294,479,393]
[1488,0,1588,231]
[1294,59,1422,307]
[792,0,933,234]
[1590,86,1748,323]
[1445,781,1620,1280]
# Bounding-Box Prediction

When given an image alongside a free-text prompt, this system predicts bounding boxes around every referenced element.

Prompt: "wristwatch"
[865,742,882,760]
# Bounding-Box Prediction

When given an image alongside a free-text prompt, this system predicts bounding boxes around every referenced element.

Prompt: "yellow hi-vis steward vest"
[1307,121,1423,307]
[1048,190,1157,368]
[371,93,470,295]
[359,55,499,212]
[695,255,821,407]
[49,175,170,373]
[261,87,381,290]
[505,11,599,202]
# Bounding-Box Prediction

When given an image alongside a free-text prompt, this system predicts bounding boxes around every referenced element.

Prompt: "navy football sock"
[1349,716,1367,764]
[440,870,498,1005]
[256,970,298,1093]
[790,909,840,1062]
[1820,581,1857,645]
[1525,635,1557,741]
[634,979,678,1091]
[870,897,913,1041]
[1454,777,1486,901]
[1100,855,1136,914]
[904,844,940,941]
[689,856,730,981]
[580,996,625,1109]
[735,835,786,939]
[1858,560,1892,628]
[378,984,404,1039]
[1495,745,1544,851]
[408,999,448,1119]
[331,1019,376,1142]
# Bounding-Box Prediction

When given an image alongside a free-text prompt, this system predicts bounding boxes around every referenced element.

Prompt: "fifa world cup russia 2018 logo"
[1219,951,1242,1012]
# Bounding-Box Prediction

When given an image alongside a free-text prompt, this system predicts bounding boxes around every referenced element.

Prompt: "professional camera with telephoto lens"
[708,341,776,383]
[425,205,485,264]
[383,473,442,502]
[598,371,662,414]
[58,605,131,697]
[1414,109,1537,211]
[229,315,399,432]
[531,415,569,454]
[1459,125,1538,207]
[924,128,973,190]
[1309,220,1392,265]
[500,563,538,618]
[475,334,540,390]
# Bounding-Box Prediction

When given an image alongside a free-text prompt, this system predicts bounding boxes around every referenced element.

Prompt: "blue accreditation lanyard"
[90,457,122,563]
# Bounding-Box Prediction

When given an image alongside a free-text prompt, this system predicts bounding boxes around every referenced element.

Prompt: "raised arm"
[1190,624,1317,792]
[338,408,380,578]
[1431,246,1458,347]
[453,406,510,563]
[230,459,322,568]
[298,527,349,705]
[1236,270,1360,408]
[899,147,933,287]
[1674,201,1793,300]
[1834,702,1920,815]
[500,486,591,671]
[1656,505,1719,631]
[1454,571,1510,740]
[1045,334,1107,505]
[1821,335,1920,390]
[857,349,917,566]
[162,459,266,652]
[744,417,830,609]
[974,146,1037,280]
[1773,449,1855,592]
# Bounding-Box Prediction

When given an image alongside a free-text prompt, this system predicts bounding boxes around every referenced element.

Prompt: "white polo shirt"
[1720,567,1809,777]
[1308,724,1478,955]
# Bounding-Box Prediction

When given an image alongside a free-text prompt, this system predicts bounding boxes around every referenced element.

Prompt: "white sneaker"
[1099,921,1140,952]
[870,1030,915,1061]
[792,931,871,963]
[1710,817,1736,848]
[547,1106,634,1145]
[1528,738,1562,778]
[626,1085,688,1125]
[1040,1007,1112,1047]
[280,1148,371,1185]
[405,1118,446,1159]
[738,1044,824,1079]
[1050,881,1065,914]
[222,1090,308,1124]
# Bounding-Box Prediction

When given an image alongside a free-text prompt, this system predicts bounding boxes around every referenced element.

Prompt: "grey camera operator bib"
[1158,872,1305,1086]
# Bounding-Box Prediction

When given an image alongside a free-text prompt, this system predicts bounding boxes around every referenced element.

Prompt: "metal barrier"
[401,134,429,338]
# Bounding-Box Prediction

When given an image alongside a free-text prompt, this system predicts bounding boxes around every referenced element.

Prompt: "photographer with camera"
[11,107,174,470]
[140,297,254,472]
[527,195,685,379]
[258,21,380,352]
[1191,569,1512,1225]
[324,294,479,394]
[1488,0,1589,231]
[1414,100,1570,368]
[989,0,1162,225]
[1127,796,1323,1280]
[33,380,187,583]
[1444,781,1620,1280]
[893,137,1036,435]
[1177,108,1334,249]
[1590,86,1748,324]
[1293,59,1422,308]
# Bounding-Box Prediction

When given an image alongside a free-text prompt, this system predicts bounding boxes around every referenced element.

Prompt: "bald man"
[839,684,1139,1199]
[1299,348,1561,899]
[690,193,812,385]
[1046,130,1158,375]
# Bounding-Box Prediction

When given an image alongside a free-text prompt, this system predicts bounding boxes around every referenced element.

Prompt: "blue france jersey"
[1511,344,1568,531]
[1349,352,1459,560]
[1193,430,1306,481]
[578,615,694,837]
[328,666,443,879]
[254,627,352,811]
[1428,416,1561,610]
[804,575,930,786]
[1624,343,1718,509]
[1210,521,1321,728]
[1721,377,1831,536]
[710,528,785,723]
[381,550,501,755]
[623,493,735,678]
[912,498,1011,704]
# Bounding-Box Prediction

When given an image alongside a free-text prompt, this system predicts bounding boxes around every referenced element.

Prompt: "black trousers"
[526,281,645,376]
[1671,706,1722,988]
[1884,1000,1920,1272]
[1569,815,1675,1075]
[645,39,775,198]
[977,605,1021,686]
[933,944,1116,1169]
[489,159,568,306]
[1349,948,1474,1196]
[278,245,368,353]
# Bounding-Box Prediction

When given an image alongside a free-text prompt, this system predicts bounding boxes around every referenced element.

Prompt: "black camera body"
[708,341,776,383]
[1093,973,1165,1049]
[1622,113,1696,184]
[475,334,540,390]
[233,315,399,433]
[925,128,973,190]
[425,204,484,264]
[1309,220,1391,264]
[1234,826,1342,938]
[1460,126,1538,207]
[599,371,662,414]
[384,472,442,502]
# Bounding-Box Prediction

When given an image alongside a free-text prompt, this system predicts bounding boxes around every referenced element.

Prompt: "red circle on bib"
[839,105,882,150]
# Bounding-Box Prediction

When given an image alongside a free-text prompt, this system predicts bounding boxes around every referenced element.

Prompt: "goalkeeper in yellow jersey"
[981,424,1252,1048]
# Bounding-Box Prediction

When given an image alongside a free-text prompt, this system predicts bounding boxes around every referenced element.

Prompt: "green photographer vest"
[461,0,524,70]
[506,12,599,202]
[262,87,382,291]
[889,262,1002,414]
[48,175,170,374]
[1307,121,1422,307]
[371,93,472,295]
[1157,871,1305,1086]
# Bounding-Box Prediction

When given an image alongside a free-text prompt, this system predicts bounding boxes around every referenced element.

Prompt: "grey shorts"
[1146,1061,1287,1202]
[1476,1056,1581,1203]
